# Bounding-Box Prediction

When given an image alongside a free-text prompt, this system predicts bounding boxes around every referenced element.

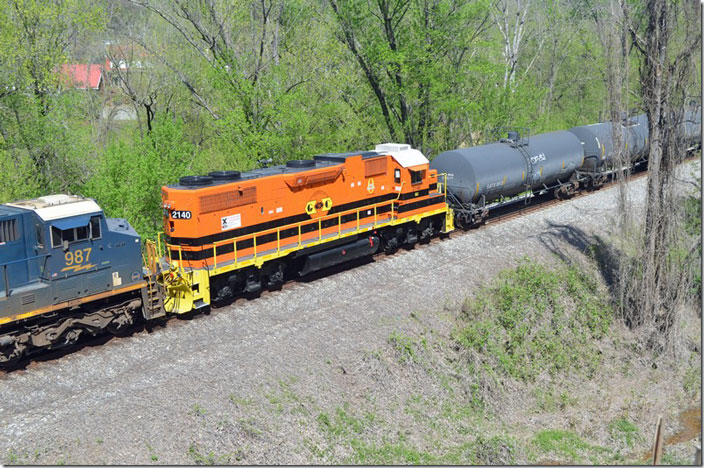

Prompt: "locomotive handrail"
[167,178,450,272]
[169,198,397,271]
[0,252,50,268]
[0,253,50,297]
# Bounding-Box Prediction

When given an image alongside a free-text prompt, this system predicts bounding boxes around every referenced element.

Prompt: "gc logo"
[305,197,333,215]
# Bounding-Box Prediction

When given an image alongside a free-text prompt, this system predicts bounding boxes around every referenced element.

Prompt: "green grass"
[608,417,641,448]
[317,404,369,438]
[534,387,577,412]
[683,366,701,397]
[190,403,207,417]
[346,434,516,465]
[388,331,422,363]
[453,259,612,381]
[187,444,236,465]
[534,429,592,462]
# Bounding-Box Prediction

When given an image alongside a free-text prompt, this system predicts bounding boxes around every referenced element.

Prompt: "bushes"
[82,117,201,240]
[453,259,612,381]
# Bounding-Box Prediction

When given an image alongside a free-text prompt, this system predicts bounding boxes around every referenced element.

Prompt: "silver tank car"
[430,130,584,205]
[568,118,648,171]
[683,108,701,146]
[567,122,614,172]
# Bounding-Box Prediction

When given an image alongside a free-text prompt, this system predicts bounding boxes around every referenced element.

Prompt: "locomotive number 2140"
[171,210,192,219]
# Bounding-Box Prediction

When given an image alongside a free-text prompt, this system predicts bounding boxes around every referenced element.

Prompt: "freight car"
[431,106,701,228]
[430,130,585,227]
[0,195,164,365]
[159,143,454,314]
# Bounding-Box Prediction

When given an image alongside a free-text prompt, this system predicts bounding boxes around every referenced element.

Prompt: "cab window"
[51,225,88,248]
[410,170,424,185]
[50,216,102,248]
[394,169,401,183]
[35,224,45,249]
[90,216,101,239]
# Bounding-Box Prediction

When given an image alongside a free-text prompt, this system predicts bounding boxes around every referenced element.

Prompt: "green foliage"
[387,331,420,363]
[533,429,608,463]
[454,259,612,381]
[82,117,199,239]
[0,0,105,195]
[683,366,701,397]
[608,418,641,448]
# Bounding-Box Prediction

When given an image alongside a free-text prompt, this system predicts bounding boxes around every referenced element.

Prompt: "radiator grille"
[365,158,387,177]
[0,219,18,243]
[199,187,257,214]
[21,294,35,305]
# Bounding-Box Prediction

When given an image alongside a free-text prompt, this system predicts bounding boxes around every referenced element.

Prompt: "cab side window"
[410,170,424,185]
[90,216,101,239]
[51,225,87,248]
[35,224,45,249]
[50,217,102,248]
[51,226,62,247]
[394,169,401,183]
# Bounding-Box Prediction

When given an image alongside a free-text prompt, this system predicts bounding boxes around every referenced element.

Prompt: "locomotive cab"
[0,195,145,322]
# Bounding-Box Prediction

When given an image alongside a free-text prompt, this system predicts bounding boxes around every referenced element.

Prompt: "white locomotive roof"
[375,143,429,168]
[6,194,101,221]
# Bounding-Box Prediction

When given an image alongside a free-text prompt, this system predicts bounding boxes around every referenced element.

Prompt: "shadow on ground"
[538,221,622,290]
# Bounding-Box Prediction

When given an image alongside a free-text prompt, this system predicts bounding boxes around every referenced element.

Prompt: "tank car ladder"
[509,136,534,205]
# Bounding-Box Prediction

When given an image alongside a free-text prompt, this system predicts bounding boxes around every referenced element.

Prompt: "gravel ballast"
[0,161,699,464]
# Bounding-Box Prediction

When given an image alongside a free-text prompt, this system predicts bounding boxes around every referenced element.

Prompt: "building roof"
[59,64,103,90]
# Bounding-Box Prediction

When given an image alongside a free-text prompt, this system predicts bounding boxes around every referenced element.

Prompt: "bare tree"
[492,0,533,92]
[608,0,701,353]
[126,0,298,132]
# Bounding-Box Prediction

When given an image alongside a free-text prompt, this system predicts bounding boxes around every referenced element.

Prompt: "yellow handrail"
[165,196,415,267]
[177,247,183,275]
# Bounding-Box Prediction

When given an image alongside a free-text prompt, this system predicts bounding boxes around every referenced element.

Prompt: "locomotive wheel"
[0,343,25,368]
[106,311,135,336]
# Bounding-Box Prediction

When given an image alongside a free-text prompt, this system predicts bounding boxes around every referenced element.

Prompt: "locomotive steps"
[0,159,700,464]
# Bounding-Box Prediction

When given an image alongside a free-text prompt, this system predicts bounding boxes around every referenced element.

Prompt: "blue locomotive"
[0,194,163,365]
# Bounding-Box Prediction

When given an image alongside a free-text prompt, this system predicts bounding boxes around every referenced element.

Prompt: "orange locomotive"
[159,143,454,314]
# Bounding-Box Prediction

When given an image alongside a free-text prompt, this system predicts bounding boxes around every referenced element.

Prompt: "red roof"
[59,64,103,90]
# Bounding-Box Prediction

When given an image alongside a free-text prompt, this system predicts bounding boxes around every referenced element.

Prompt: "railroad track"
[3,154,699,374]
